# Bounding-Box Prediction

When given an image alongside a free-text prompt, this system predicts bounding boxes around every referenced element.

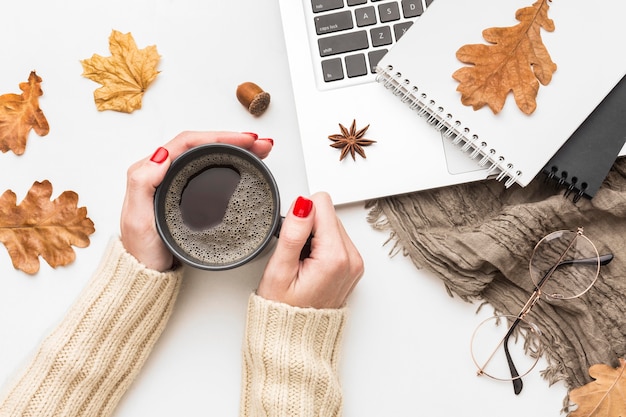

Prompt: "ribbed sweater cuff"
[240,293,347,417]
[0,237,183,417]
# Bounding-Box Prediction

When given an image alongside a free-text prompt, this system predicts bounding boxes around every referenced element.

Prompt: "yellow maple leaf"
[568,358,626,417]
[452,0,557,115]
[0,180,95,274]
[81,30,160,113]
[0,71,50,155]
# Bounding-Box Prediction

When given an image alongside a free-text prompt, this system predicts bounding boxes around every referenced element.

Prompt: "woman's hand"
[120,131,273,272]
[258,192,364,309]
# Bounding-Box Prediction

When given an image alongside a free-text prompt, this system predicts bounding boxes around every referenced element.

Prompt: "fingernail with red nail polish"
[242,132,259,140]
[258,138,274,146]
[150,147,169,163]
[293,196,313,218]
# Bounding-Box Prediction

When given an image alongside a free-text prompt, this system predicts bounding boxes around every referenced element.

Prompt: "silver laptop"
[278,0,488,205]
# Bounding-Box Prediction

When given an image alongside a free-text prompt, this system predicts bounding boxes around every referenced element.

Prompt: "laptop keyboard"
[310,0,433,86]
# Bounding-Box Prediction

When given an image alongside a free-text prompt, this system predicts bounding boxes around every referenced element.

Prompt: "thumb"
[272,196,315,266]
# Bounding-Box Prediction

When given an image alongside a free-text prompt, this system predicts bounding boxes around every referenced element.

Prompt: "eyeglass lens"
[529,230,600,300]
[471,314,542,382]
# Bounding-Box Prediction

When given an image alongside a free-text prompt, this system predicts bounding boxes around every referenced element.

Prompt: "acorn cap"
[247,91,270,116]
[236,82,271,116]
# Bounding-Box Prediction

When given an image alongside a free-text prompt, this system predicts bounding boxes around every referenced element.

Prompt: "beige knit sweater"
[0,238,346,417]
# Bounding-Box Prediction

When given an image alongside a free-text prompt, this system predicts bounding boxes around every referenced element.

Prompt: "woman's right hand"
[257,192,364,309]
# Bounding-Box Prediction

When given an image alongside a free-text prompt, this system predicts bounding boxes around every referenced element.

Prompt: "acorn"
[236,82,270,116]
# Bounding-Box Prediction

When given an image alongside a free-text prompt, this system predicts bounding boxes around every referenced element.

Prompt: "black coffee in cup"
[154,144,280,270]
[178,165,242,230]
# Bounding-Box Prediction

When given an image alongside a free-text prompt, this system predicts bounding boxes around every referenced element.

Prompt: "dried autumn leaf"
[0,180,95,274]
[452,0,557,115]
[81,30,160,113]
[0,71,50,155]
[569,358,626,417]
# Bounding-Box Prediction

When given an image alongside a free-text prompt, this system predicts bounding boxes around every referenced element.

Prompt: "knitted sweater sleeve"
[240,293,347,417]
[0,238,183,417]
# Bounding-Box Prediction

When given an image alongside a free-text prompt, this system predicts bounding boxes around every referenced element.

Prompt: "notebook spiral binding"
[543,165,588,203]
[375,65,521,188]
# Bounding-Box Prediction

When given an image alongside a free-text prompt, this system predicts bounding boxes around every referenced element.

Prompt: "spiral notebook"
[375,0,626,188]
[542,73,626,202]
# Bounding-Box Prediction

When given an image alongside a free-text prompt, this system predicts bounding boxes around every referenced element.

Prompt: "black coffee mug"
[154,143,282,270]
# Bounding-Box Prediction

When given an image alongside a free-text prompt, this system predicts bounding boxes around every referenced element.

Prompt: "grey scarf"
[367,157,626,394]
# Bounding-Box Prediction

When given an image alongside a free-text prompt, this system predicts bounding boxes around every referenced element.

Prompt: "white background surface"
[0,1,569,415]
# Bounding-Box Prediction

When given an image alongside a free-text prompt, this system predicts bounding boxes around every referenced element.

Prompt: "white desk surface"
[0,1,568,415]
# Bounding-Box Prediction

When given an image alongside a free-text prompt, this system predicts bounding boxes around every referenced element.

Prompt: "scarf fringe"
[367,200,407,258]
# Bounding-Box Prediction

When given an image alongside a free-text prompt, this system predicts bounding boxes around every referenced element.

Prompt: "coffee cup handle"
[275,216,313,260]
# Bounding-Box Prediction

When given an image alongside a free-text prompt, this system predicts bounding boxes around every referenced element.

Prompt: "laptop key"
[318,31,369,56]
[355,6,377,27]
[378,2,401,22]
[401,0,424,17]
[345,54,368,78]
[315,11,353,35]
[370,26,392,47]
[321,58,344,82]
[347,0,367,4]
[368,49,388,73]
[393,21,413,41]
[311,0,344,13]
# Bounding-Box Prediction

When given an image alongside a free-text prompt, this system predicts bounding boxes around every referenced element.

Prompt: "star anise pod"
[328,119,376,161]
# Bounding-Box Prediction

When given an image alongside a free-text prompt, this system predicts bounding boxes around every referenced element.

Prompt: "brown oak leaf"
[81,30,160,113]
[568,358,626,417]
[0,71,50,155]
[0,180,95,274]
[452,0,557,115]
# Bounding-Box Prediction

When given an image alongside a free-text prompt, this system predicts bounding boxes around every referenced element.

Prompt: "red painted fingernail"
[293,196,313,218]
[150,147,169,163]
[242,132,258,140]
[258,138,274,146]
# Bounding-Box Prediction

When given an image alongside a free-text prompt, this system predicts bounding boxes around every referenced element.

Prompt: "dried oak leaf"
[452,0,557,115]
[81,30,160,113]
[0,180,95,274]
[568,358,626,417]
[0,71,50,155]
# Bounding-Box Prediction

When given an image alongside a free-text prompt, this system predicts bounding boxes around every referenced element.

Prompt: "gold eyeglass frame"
[469,227,613,395]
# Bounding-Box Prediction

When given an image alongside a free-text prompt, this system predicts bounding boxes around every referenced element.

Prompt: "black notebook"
[542,74,626,202]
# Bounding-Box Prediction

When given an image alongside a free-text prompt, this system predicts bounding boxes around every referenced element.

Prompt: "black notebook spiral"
[542,74,626,202]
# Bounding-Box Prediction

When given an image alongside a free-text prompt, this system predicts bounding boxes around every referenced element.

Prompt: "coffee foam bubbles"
[164,153,276,266]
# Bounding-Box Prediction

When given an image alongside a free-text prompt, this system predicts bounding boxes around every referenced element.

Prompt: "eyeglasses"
[469,228,614,395]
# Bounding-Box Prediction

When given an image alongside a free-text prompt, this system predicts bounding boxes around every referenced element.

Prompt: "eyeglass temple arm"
[503,318,524,395]
[599,253,615,265]
[534,253,613,288]
[503,252,614,395]
[554,253,614,267]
